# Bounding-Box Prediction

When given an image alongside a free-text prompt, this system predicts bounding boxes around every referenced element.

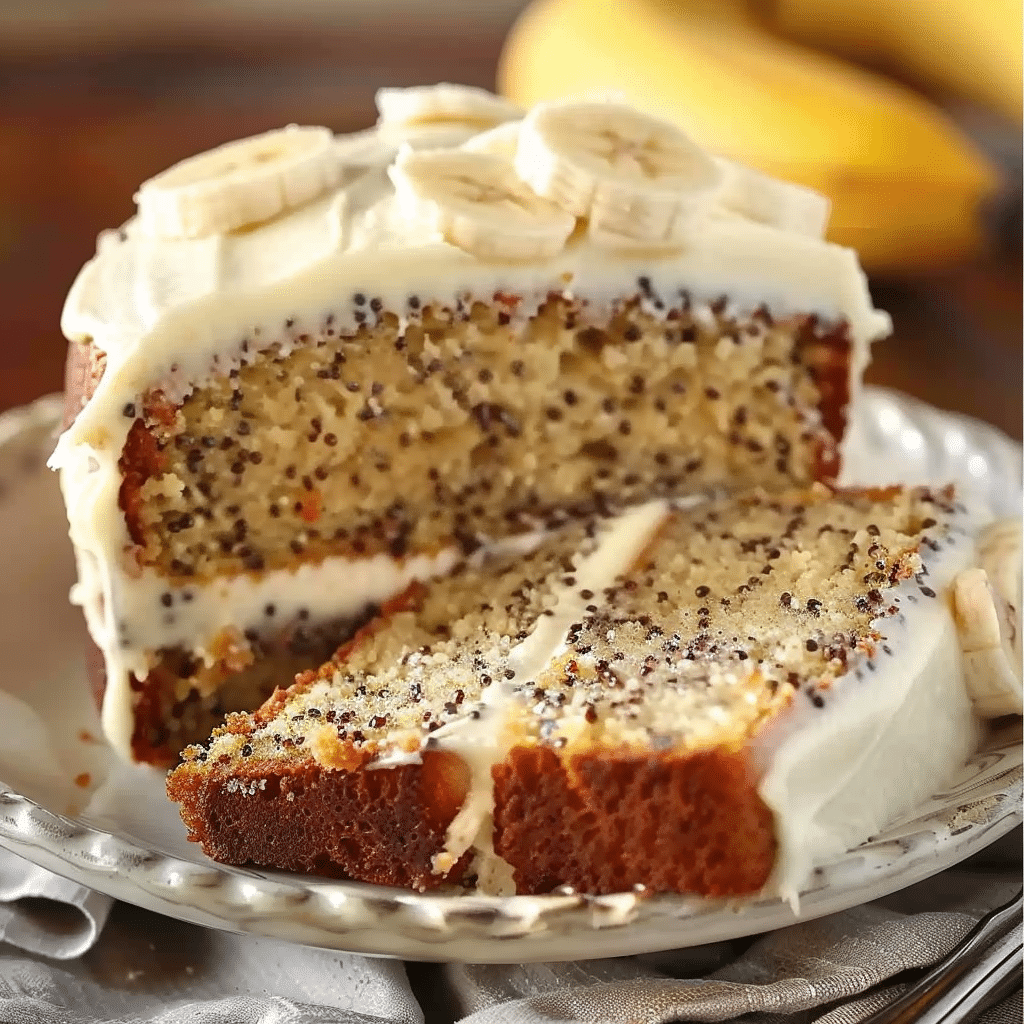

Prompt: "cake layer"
[120,613,373,766]
[64,286,850,763]
[167,485,982,897]
[116,297,848,581]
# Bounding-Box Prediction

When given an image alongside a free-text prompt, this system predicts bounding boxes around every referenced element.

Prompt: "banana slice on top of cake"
[167,484,1010,900]
[52,86,891,765]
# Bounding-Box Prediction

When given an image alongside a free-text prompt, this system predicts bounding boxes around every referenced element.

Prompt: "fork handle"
[862,888,1022,1024]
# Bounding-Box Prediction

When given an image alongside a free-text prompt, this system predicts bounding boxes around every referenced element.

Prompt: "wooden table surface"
[1,24,1020,441]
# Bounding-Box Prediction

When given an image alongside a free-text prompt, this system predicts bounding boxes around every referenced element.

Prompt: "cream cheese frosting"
[50,87,893,764]
[754,504,982,904]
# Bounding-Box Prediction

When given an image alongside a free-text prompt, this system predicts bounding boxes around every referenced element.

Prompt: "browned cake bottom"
[167,749,474,888]
[167,740,773,895]
[493,746,775,896]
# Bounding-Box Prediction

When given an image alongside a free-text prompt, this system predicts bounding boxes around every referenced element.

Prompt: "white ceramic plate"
[0,389,1019,963]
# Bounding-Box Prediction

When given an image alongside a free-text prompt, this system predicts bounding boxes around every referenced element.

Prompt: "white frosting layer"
[49,91,891,764]
[753,506,983,904]
[56,406,462,760]
[427,498,986,899]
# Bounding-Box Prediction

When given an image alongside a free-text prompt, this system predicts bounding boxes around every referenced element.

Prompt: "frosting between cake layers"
[425,497,986,899]
[63,451,462,759]
[49,97,892,766]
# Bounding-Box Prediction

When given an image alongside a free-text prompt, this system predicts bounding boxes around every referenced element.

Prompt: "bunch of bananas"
[499,0,1021,272]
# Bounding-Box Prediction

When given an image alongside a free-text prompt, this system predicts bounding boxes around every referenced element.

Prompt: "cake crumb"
[308,723,365,771]
[433,851,457,874]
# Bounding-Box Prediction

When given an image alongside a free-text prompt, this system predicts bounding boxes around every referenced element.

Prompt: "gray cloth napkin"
[0,851,112,961]
[0,831,1018,1024]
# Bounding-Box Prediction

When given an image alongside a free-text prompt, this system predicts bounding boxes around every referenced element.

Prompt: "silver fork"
[861,887,1023,1023]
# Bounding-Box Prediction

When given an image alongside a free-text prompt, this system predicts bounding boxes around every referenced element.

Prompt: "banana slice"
[388,147,576,262]
[977,517,1023,631]
[376,84,523,128]
[953,517,1023,718]
[515,100,723,250]
[136,126,342,239]
[462,120,523,160]
[379,122,482,150]
[714,158,831,238]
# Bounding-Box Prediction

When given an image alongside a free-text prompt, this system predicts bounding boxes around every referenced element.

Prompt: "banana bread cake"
[167,484,995,899]
[53,85,891,765]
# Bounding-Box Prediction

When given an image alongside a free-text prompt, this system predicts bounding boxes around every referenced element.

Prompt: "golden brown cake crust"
[170,593,777,898]
[492,745,776,896]
[166,737,775,896]
[166,748,473,890]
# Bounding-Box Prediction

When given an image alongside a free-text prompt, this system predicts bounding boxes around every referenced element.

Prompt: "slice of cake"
[167,484,991,899]
[53,85,890,765]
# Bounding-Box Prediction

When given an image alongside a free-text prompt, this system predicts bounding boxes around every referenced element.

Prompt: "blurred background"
[0,0,1020,437]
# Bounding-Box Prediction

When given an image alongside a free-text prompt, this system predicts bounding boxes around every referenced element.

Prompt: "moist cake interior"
[99,287,849,762]
[120,294,848,582]
[55,89,892,769]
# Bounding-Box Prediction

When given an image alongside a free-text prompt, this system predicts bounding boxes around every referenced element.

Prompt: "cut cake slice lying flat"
[167,485,982,899]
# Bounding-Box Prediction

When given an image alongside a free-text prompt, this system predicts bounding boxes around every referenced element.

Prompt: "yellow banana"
[767,0,1023,123]
[499,0,999,272]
